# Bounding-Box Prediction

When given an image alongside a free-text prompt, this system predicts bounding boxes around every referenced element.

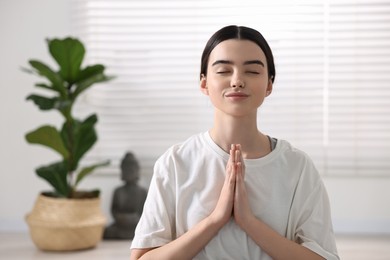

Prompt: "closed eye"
[216,71,231,74]
[246,71,260,74]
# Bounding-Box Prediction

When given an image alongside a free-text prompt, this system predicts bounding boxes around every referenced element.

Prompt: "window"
[71,0,390,182]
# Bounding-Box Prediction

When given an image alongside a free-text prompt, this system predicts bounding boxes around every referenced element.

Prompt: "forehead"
[208,39,266,65]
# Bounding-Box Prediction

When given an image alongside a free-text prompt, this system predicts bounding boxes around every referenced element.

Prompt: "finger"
[224,163,236,198]
[240,152,245,179]
[231,144,236,164]
[228,148,234,170]
[235,149,239,164]
[229,164,236,187]
[235,162,246,201]
[226,148,236,184]
[234,162,242,203]
[236,144,245,178]
[236,162,243,183]
[227,147,234,169]
[225,160,233,184]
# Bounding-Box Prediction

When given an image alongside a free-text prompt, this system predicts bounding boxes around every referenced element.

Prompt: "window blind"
[71,0,390,181]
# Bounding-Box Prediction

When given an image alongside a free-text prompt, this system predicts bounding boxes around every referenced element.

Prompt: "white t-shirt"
[131,132,339,260]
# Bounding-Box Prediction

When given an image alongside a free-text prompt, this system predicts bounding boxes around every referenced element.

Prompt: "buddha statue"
[103,152,147,239]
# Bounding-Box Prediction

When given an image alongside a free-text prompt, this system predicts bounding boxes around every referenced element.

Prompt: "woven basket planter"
[26,194,106,251]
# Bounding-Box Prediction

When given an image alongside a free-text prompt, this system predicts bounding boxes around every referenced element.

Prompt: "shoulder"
[275,139,321,184]
[276,139,314,166]
[153,132,206,173]
[156,132,206,163]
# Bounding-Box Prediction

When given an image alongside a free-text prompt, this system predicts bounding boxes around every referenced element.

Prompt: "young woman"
[130,25,339,260]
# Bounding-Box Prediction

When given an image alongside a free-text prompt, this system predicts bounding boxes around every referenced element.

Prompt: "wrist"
[208,211,230,230]
[237,213,257,233]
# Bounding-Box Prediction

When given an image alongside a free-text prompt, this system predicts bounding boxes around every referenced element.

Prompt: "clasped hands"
[210,144,254,231]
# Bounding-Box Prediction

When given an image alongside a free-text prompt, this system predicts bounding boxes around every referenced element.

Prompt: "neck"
[209,112,270,159]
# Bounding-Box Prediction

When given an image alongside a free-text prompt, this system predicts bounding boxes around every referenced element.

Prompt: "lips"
[225,92,249,98]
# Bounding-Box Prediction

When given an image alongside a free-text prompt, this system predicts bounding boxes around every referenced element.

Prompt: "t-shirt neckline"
[202,131,281,167]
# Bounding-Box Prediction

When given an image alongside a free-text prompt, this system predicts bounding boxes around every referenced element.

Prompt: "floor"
[0,232,389,260]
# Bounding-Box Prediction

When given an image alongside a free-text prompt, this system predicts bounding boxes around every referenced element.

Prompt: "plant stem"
[66,84,75,198]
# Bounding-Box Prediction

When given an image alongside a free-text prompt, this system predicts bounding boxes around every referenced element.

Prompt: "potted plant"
[23,37,113,251]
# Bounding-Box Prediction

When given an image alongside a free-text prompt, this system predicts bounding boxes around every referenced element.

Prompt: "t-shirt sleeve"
[288,158,340,260]
[130,153,176,249]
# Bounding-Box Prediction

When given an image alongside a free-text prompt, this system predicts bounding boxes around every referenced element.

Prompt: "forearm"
[242,216,324,260]
[137,215,224,260]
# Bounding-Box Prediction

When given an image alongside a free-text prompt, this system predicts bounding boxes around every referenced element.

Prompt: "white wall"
[1,0,389,234]
[324,178,390,234]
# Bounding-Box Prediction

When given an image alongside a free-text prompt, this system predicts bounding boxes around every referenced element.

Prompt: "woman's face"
[201,39,272,118]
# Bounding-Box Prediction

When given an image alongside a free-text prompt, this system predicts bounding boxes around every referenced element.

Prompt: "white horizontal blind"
[71,0,390,180]
[327,1,390,176]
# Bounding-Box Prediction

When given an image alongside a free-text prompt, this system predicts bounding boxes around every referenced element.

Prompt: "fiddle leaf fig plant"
[23,37,113,198]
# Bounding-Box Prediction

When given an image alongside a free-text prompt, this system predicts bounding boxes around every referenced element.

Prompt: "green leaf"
[61,114,98,171]
[74,160,110,188]
[26,94,73,117]
[48,38,85,84]
[73,64,105,97]
[75,64,104,83]
[74,71,114,99]
[35,83,53,91]
[26,94,58,111]
[28,60,66,97]
[74,115,98,166]
[25,125,69,159]
[36,161,70,197]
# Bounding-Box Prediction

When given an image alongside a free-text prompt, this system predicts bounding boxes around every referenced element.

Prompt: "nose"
[231,75,245,88]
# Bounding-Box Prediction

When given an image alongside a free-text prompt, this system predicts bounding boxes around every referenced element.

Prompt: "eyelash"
[216,70,260,75]
[217,71,259,75]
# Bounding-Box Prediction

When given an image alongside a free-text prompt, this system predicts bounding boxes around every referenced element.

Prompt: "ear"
[200,74,209,95]
[265,78,273,97]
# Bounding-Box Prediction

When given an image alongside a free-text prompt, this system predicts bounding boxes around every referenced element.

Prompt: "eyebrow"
[211,59,264,67]
[244,60,265,67]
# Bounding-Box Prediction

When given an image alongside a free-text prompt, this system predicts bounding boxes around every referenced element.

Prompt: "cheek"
[205,81,226,101]
[209,84,227,98]
[207,76,229,89]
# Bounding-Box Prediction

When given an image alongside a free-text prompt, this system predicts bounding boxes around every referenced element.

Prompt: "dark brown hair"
[200,25,275,83]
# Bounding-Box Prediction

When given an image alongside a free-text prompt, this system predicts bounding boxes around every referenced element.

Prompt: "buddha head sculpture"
[120,152,140,183]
